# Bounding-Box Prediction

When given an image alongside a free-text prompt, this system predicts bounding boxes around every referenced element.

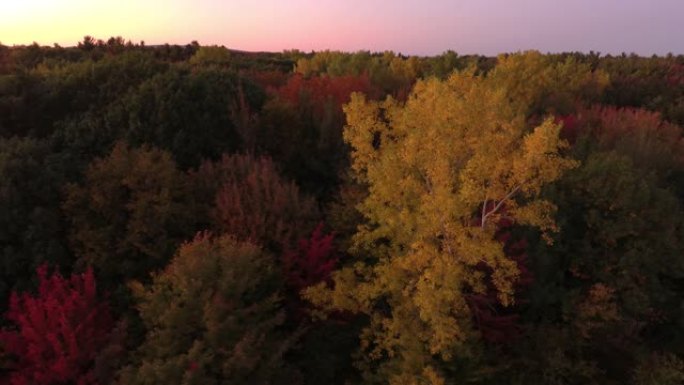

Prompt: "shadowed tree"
[0,137,70,310]
[192,153,320,253]
[507,105,684,385]
[62,142,197,286]
[119,234,300,385]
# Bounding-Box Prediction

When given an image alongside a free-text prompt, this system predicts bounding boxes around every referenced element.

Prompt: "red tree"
[282,223,338,292]
[558,106,684,168]
[273,73,378,118]
[0,266,115,385]
[194,153,320,252]
[281,223,339,320]
[467,209,534,344]
[556,114,579,144]
[467,234,532,344]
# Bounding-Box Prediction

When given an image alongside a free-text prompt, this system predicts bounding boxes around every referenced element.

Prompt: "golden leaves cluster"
[306,52,602,382]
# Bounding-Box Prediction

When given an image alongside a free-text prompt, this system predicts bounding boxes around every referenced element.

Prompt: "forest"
[0,36,683,385]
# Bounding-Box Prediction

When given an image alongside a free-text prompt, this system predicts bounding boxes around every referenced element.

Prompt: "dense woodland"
[0,36,683,385]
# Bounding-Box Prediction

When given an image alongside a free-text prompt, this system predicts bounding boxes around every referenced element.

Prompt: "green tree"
[120,66,263,168]
[119,234,299,385]
[0,137,69,309]
[508,107,684,384]
[189,46,231,66]
[62,142,197,286]
[1,50,165,139]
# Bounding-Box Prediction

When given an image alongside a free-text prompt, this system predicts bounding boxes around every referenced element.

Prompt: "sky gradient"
[2,0,683,55]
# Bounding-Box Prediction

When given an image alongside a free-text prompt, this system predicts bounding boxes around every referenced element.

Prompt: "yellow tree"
[306,52,590,384]
[487,51,609,116]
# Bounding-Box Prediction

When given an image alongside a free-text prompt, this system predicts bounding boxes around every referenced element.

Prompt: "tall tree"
[306,54,580,384]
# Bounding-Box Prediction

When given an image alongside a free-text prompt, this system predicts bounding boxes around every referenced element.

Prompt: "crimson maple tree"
[282,223,338,293]
[0,265,116,385]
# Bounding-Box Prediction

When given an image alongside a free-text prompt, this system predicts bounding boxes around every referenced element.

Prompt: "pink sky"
[2,0,683,55]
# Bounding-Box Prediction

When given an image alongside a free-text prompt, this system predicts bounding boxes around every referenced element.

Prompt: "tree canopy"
[1,41,683,385]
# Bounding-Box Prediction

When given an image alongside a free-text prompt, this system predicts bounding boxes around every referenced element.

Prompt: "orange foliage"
[272,73,378,117]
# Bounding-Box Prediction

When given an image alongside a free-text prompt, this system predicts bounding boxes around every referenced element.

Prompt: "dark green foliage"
[521,152,684,383]
[0,137,70,310]
[62,142,198,286]
[598,54,684,125]
[119,234,299,385]
[510,107,684,384]
[119,66,256,168]
[52,65,265,169]
[0,50,166,138]
[287,318,363,385]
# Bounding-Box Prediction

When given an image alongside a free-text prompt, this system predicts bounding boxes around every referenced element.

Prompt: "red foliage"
[557,106,684,166]
[467,207,534,344]
[272,73,377,118]
[199,153,319,251]
[556,114,579,144]
[281,223,339,320]
[467,234,533,344]
[666,63,684,87]
[590,106,682,152]
[282,223,338,293]
[187,361,199,373]
[0,265,114,385]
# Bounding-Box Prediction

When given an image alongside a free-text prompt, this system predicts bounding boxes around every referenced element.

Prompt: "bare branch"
[481,185,521,228]
[481,197,488,228]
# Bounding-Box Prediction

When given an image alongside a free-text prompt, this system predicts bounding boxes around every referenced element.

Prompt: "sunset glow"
[2,0,684,55]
